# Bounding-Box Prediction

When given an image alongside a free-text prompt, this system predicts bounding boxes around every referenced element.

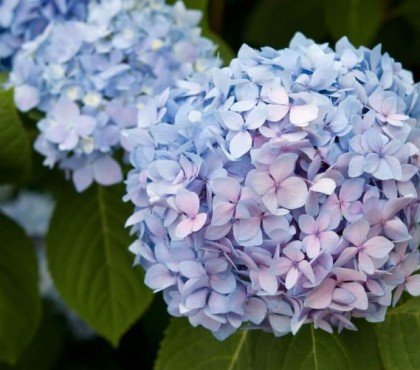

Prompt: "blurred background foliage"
[1,0,419,369]
[217,0,419,77]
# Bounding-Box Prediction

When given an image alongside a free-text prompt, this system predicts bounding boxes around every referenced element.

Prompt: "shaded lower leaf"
[0,89,31,183]
[0,300,67,370]
[0,214,41,365]
[375,297,420,370]
[155,318,382,370]
[46,184,153,346]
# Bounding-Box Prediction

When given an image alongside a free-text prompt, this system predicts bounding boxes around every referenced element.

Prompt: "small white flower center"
[81,137,94,154]
[151,39,164,51]
[66,86,81,101]
[188,110,202,123]
[123,28,134,41]
[83,92,101,107]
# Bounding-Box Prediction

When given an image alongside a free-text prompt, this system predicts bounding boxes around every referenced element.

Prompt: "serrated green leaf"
[0,89,31,183]
[245,0,328,49]
[46,184,153,346]
[155,318,382,370]
[325,0,381,46]
[0,213,41,365]
[375,297,420,369]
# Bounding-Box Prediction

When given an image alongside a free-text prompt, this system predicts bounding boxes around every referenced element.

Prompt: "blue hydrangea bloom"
[124,33,420,339]
[10,0,219,191]
[0,188,54,237]
[0,0,88,68]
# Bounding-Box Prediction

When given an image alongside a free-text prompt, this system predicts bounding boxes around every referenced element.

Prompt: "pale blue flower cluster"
[125,34,420,339]
[0,0,88,68]
[0,189,54,238]
[10,0,219,191]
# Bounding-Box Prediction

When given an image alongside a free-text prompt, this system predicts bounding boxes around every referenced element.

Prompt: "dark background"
[2,1,419,369]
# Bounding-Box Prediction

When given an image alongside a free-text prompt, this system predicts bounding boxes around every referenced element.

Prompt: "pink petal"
[258,269,278,294]
[229,130,252,158]
[73,165,93,192]
[319,231,340,253]
[178,261,206,279]
[298,260,315,283]
[334,247,358,267]
[343,219,369,246]
[244,297,267,324]
[245,105,267,129]
[185,289,208,309]
[304,278,336,309]
[211,177,240,202]
[220,110,244,130]
[247,170,275,195]
[269,153,298,182]
[285,267,299,289]
[175,189,199,216]
[233,217,261,242]
[310,178,336,195]
[384,218,412,242]
[384,197,415,220]
[211,202,235,226]
[145,264,175,291]
[299,214,316,234]
[303,234,321,259]
[192,213,207,232]
[175,218,194,238]
[267,104,289,122]
[340,178,365,202]
[406,275,420,296]
[92,156,123,186]
[289,104,318,127]
[270,257,293,275]
[364,236,394,258]
[341,282,368,310]
[261,83,289,105]
[75,115,96,137]
[358,251,374,275]
[276,176,308,209]
[14,85,40,112]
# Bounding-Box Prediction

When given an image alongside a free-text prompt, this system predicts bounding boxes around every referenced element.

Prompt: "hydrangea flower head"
[10,0,219,191]
[0,0,88,67]
[0,189,54,238]
[125,33,420,340]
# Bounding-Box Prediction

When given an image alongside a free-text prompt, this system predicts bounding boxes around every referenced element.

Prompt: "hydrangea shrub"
[0,0,88,67]
[10,0,219,191]
[125,33,420,339]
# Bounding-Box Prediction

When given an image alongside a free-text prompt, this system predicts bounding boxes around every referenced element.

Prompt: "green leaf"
[245,0,328,49]
[0,300,67,370]
[0,213,41,365]
[375,297,420,369]
[155,318,382,370]
[325,0,381,46]
[46,184,153,346]
[0,89,31,183]
[395,0,420,31]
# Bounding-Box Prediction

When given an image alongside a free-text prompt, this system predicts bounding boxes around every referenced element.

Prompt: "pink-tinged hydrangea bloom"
[10,0,219,191]
[125,33,420,340]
